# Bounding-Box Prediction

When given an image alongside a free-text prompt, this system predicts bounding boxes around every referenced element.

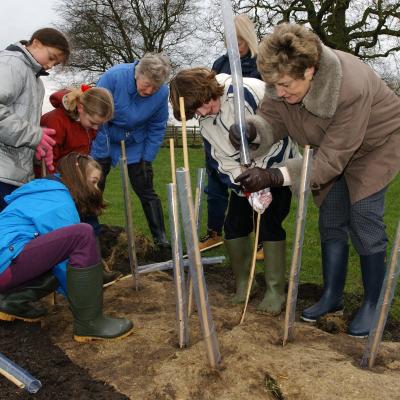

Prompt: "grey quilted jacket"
[0,42,45,186]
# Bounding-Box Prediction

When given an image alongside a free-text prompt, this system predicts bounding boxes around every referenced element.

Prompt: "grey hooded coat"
[0,42,45,186]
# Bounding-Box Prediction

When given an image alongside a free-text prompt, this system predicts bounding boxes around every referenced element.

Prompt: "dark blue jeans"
[0,182,18,212]
[204,169,229,234]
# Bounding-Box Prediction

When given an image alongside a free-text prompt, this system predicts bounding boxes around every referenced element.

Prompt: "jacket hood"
[5,179,67,205]
[5,42,49,77]
[49,89,70,109]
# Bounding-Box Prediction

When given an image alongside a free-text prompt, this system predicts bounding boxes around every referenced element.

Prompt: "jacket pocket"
[127,130,145,144]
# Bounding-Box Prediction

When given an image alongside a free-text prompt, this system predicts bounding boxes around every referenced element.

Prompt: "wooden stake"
[283,146,313,345]
[239,211,261,324]
[179,97,189,171]
[186,169,206,317]
[120,140,140,290]
[169,138,176,186]
[176,168,221,368]
[168,183,190,348]
[178,96,195,316]
[361,220,400,368]
[0,367,25,389]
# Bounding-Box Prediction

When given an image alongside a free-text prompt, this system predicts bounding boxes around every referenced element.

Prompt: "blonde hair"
[135,53,171,87]
[257,23,322,83]
[235,14,258,58]
[64,87,114,121]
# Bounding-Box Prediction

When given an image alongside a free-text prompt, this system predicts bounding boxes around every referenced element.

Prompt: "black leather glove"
[229,122,257,150]
[234,167,284,192]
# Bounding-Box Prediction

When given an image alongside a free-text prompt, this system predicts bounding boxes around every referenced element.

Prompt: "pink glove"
[35,127,56,171]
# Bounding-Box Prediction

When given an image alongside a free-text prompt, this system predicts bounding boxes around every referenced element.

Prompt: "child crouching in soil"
[0,152,133,342]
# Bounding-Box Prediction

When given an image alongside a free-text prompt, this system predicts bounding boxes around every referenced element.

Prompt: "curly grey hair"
[135,53,171,87]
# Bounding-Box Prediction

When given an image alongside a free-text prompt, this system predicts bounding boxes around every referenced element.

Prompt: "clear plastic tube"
[194,168,206,231]
[137,256,226,274]
[176,168,221,368]
[220,0,251,166]
[167,183,189,348]
[0,352,42,393]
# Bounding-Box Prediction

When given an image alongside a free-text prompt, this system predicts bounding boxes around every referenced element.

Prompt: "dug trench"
[1,225,399,400]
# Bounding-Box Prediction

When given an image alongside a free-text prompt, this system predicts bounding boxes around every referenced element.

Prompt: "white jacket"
[200,74,299,193]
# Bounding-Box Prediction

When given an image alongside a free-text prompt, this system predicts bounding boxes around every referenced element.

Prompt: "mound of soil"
[1,229,399,399]
[0,321,129,399]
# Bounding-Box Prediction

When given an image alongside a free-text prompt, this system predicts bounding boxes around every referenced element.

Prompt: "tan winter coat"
[257,45,400,206]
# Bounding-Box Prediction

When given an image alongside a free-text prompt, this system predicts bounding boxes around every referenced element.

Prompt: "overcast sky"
[0,0,59,50]
[0,1,66,111]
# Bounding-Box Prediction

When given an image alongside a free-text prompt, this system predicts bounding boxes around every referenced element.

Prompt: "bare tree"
[55,0,207,75]
[227,0,400,61]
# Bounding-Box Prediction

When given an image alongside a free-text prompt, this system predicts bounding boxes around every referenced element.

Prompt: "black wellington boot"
[0,272,59,323]
[301,240,349,322]
[142,199,171,260]
[348,252,386,338]
[67,263,134,342]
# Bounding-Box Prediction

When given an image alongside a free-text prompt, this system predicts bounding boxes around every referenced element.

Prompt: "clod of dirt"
[0,321,129,400]
[99,224,156,274]
[316,314,347,334]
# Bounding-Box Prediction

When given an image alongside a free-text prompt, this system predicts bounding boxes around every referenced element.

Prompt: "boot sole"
[0,311,43,323]
[73,326,134,343]
[300,309,344,323]
[347,332,368,339]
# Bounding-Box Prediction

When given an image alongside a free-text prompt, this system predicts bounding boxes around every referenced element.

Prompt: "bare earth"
[40,265,400,400]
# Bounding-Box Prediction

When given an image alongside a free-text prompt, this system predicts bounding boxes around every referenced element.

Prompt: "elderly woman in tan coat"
[230,23,400,337]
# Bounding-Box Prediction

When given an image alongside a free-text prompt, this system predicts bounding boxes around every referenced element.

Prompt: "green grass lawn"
[100,146,400,318]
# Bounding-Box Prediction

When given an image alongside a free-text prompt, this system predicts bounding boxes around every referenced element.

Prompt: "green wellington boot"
[257,241,286,315]
[0,272,59,323]
[225,236,256,304]
[67,263,134,342]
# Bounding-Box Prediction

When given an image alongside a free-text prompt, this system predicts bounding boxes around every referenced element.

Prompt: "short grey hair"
[135,53,171,87]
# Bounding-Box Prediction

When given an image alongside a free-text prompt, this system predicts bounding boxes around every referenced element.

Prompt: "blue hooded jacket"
[0,179,80,292]
[90,62,169,166]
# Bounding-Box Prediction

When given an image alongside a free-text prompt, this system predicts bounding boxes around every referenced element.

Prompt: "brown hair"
[57,152,106,217]
[64,87,114,121]
[257,23,322,83]
[169,68,225,120]
[28,28,70,64]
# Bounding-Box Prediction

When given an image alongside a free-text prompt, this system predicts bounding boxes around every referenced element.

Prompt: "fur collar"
[264,45,342,119]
